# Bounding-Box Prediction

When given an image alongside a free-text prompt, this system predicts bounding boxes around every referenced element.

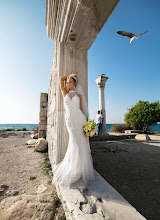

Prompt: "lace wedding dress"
[52,90,95,189]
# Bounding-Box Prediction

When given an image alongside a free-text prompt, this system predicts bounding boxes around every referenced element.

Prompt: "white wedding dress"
[52,90,95,189]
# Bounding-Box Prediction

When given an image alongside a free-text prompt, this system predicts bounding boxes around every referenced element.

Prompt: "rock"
[35,138,48,152]
[30,133,38,139]
[20,134,25,138]
[5,190,19,196]
[135,134,150,141]
[125,130,142,134]
[0,133,9,138]
[0,193,56,220]
[1,184,9,190]
[26,139,37,145]
[37,184,47,194]
[0,190,5,196]
[30,134,35,138]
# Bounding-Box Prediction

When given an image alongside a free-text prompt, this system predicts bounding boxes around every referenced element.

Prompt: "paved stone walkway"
[90,135,160,220]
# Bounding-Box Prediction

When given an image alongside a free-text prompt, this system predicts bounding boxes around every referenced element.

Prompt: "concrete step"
[55,170,147,220]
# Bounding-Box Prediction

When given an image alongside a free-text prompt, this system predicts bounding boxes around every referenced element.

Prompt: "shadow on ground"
[90,139,160,220]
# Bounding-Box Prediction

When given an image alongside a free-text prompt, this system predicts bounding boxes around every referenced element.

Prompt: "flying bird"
[117,30,148,44]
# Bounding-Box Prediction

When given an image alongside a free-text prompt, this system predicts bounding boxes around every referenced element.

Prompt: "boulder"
[125,130,142,134]
[1,184,9,190]
[26,139,37,145]
[36,184,47,194]
[30,133,38,139]
[0,184,9,196]
[135,134,150,141]
[5,190,19,196]
[0,193,55,220]
[35,138,48,152]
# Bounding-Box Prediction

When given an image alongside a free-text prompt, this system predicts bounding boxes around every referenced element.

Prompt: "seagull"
[117,30,148,44]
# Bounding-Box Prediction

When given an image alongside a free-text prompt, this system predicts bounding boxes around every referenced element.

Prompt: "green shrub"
[22,128,27,131]
[2,128,14,131]
[54,194,61,208]
[29,176,36,180]
[124,100,160,131]
[44,153,52,170]
[110,124,133,133]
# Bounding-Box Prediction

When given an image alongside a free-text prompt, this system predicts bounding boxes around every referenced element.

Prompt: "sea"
[0,124,39,131]
[0,123,160,133]
[106,124,160,133]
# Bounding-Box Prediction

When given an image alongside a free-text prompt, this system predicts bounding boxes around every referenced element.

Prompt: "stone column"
[39,93,48,138]
[47,41,88,166]
[95,74,108,135]
[45,0,120,168]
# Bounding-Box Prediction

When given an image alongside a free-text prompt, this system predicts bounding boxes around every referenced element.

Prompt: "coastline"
[0,123,160,133]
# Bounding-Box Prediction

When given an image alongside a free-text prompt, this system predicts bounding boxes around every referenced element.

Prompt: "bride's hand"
[72,72,78,76]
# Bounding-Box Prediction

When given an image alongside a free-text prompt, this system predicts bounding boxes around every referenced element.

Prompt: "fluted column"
[95,74,108,135]
[45,0,120,167]
[47,41,88,166]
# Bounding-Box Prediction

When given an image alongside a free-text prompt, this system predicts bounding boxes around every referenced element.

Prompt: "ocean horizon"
[0,123,160,133]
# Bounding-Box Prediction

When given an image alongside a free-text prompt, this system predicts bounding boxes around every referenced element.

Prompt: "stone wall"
[38,93,48,139]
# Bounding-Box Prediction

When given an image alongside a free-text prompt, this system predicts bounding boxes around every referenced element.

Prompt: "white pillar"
[95,74,108,135]
[45,0,120,167]
[47,41,88,166]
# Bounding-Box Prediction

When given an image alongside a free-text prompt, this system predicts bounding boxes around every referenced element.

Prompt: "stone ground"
[90,134,160,220]
[0,131,65,220]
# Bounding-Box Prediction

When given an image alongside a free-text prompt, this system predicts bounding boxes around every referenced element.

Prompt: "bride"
[52,72,95,189]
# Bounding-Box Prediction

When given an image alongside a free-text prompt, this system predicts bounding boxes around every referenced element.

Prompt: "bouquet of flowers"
[83,119,97,137]
[83,119,97,152]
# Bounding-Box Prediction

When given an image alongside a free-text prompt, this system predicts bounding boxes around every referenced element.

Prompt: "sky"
[0,0,160,124]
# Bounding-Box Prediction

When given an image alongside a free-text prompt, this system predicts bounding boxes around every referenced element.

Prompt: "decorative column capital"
[45,0,120,49]
[95,74,108,88]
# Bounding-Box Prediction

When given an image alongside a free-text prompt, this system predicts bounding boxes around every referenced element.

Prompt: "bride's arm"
[60,73,70,96]
[60,72,78,97]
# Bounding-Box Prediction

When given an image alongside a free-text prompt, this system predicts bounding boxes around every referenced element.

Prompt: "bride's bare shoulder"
[61,90,68,98]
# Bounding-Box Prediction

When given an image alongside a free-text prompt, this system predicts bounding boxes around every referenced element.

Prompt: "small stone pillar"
[39,93,48,138]
[95,74,108,135]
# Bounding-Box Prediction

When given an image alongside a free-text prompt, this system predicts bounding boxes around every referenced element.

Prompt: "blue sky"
[0,0,160,124]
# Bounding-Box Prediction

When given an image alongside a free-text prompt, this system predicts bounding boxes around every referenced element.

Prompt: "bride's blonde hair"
[66,73,78,90]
